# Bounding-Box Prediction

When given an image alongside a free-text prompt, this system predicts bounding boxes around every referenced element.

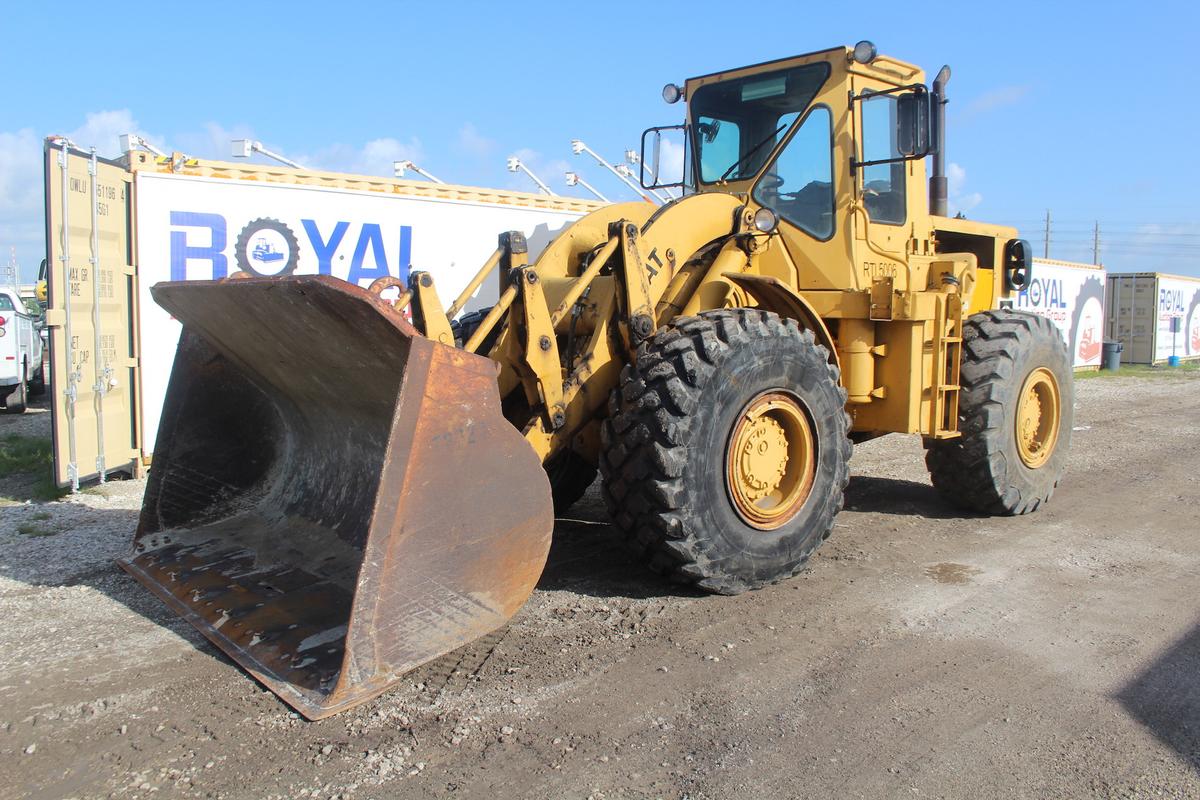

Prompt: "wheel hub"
[726,392,817,530]
[1015,367,1061,469]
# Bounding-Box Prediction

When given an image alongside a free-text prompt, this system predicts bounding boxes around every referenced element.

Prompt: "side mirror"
[639,125,688,190]
[896,86,931,157]
[1004,238,1035,290]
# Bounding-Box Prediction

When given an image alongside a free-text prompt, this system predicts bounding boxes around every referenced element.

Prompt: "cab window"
[0,294,15,312]
[751,107,834,240]
[690,63,830,184]
[859,93,907,225]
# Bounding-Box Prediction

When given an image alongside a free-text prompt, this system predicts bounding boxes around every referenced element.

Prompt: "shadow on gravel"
[1118,622,1200,774]
[844,475,983,520]
[537,486,704,601]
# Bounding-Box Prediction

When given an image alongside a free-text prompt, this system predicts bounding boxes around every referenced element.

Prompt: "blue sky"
[2,0,1197,281]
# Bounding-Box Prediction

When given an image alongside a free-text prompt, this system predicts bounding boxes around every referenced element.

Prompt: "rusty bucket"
[118,276,553,719]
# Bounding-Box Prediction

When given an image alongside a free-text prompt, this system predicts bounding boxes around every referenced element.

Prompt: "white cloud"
[947,162,983,216]
[456,123,496,159]
[69,110,159,158]
[299,136,424,177]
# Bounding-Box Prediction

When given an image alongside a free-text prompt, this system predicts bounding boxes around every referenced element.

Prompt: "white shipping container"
[134,170,598,451]
[1010,258,1106,369]
[45,143,602,485]
[1105,272,1200,364]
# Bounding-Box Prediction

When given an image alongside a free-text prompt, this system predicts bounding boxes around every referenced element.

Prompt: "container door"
[44,141,140,489]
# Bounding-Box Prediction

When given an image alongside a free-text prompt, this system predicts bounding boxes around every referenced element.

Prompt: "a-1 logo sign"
[169,211,413,285]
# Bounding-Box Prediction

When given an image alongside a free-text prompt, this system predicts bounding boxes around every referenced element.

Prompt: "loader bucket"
[117,275,553,720]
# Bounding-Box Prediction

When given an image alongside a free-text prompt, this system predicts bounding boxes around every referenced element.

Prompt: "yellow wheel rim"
[725,391,816,530]
[1015,367,1061,469]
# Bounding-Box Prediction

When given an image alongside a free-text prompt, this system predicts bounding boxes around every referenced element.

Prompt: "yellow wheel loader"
[119,43,1072,718]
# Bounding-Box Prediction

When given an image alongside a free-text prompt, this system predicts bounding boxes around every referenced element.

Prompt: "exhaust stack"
[929,65,952,217]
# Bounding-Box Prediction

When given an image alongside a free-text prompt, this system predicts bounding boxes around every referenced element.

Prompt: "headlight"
[852,40,878,64]
[753,207,779,234]
[662,83,683,104]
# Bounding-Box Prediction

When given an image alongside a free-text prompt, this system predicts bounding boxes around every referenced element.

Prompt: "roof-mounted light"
[852,40,878,64]
[662,83,683,104]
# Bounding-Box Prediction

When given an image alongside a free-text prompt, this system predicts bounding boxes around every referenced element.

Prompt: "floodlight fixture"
[393,160,445,183]
[506,156,556,196]
[570,139,660,204]
[231,139,305,169]
[120,133,166,158]
[564,171,610,202]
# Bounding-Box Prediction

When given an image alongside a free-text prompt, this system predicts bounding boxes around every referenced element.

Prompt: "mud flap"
[117,276,553,719]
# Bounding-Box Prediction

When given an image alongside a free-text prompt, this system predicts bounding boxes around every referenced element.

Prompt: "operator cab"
[641,43,938,250]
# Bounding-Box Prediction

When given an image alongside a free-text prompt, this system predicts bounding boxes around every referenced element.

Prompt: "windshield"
[690,62,830,184]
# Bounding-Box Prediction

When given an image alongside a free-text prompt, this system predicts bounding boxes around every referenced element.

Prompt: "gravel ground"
[1,373,1198,799]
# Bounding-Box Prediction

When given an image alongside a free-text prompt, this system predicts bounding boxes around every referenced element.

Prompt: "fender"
[723,272,841,373]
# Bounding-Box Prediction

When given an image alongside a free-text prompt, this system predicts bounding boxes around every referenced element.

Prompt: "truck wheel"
[29,365,46,396]
[925,309,1073,515]
[545,450,597,515]
[3,374,27,414]
[599,309,851,595]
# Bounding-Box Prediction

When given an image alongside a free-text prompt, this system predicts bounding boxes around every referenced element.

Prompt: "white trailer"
[44,141,602,488]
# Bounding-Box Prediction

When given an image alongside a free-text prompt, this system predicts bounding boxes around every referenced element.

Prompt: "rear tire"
[599,309,851,595]
[3,374,27,414]
[451,306,501,355]
[925,309,1073,515]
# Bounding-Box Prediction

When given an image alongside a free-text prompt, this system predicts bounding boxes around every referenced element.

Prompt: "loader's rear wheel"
[925,309,1073,515]
[545,449,597,515]
[599,309,851,595]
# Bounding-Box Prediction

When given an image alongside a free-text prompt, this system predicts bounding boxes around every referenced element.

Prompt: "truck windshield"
[690,62,830,184]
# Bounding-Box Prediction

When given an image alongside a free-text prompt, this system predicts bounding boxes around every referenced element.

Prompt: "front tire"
[926,309,1073,515]
[599,309,851,595]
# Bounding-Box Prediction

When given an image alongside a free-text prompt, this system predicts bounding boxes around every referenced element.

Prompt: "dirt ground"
[2,373,1198,800]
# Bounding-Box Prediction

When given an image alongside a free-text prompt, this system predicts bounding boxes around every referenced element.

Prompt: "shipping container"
[44,140,604,489]
[1105,272,1200,365]
[1008,258,1106,370]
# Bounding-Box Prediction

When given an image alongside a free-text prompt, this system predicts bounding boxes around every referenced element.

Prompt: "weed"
[17,521,56,537]
[0,434,69,502]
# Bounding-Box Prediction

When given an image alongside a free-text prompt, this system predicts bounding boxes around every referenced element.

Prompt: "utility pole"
[1092,221,1101,265]
[1043,209,1051,259]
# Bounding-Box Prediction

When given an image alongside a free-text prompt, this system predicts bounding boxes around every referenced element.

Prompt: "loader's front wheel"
[925,309,1073,515]
[599,309,851,595]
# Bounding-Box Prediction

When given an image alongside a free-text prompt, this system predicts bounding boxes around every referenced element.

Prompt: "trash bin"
[1167,355,1181,368]
[1101,341,1123,371]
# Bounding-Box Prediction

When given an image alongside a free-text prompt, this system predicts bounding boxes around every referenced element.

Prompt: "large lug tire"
[545,450,598,515]
[451,305,502,355]
[926,309,1073,515]
[599,309,851,595]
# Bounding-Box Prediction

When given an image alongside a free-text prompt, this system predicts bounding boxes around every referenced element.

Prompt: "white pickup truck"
[1,285,46,413]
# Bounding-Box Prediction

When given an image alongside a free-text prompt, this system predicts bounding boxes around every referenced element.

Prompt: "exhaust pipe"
[929,65,952,217]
